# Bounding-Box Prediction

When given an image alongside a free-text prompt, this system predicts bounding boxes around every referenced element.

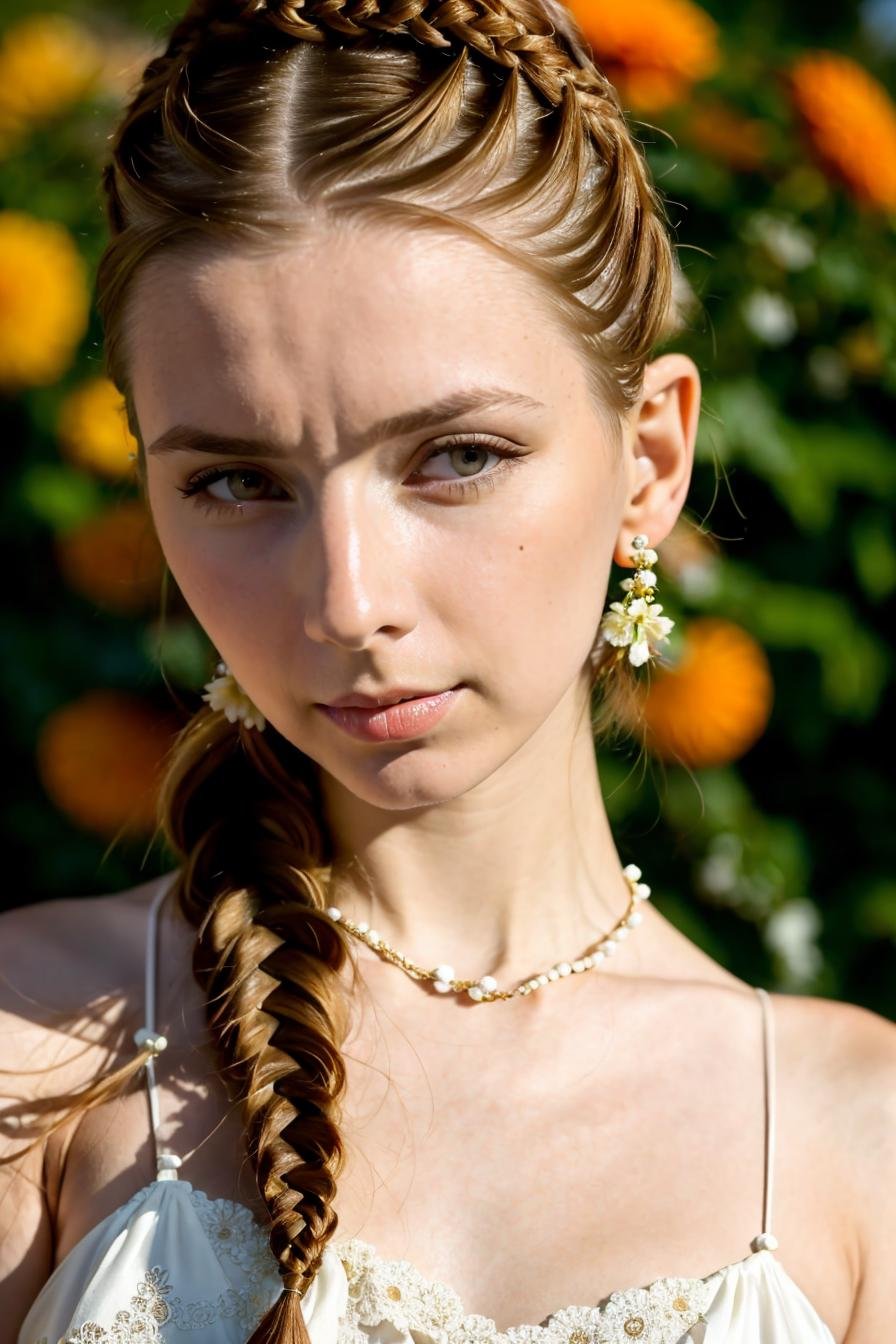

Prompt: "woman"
[1,0,892,1341]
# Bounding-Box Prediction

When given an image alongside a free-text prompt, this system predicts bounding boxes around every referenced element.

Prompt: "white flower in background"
[807,346,850,398]
[698,851,740,898]
[742,290,799,345]
[201,672,267,730]
[743,212,816,270]
[764,898,824,987]
[677,561,721,601]
[669,263,701,330]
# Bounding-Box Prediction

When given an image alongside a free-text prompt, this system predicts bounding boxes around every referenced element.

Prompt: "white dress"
[17,883,837,1344]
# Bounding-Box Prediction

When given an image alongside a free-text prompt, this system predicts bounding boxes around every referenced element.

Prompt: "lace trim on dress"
[65,1267,172,1342]
[34,1189,282,1343]
[36,1188,732,1344]
[335,1235,729,1344]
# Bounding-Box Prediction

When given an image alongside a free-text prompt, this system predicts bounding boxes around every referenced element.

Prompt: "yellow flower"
[564,0,720,111]
[638,618,774,766]
[789,52,896,212]
[36,689,177,838]
[54,498,165,615]
[0,14,101,155]
[0,211,89,390]
[58,377,139,478]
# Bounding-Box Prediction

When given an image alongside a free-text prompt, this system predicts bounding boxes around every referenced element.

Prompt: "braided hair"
[92,2,687,1339]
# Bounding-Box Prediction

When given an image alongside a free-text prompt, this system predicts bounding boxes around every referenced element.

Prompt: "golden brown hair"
[6,2,692,1340]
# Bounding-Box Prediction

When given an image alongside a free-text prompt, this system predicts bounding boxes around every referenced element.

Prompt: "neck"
[319,686,661,995]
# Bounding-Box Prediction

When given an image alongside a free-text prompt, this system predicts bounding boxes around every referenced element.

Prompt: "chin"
[321,745,504,810]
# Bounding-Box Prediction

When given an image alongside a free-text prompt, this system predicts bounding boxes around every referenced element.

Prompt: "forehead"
[126,223,591,449]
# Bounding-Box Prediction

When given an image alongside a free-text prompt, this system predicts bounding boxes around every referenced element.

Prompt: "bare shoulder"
[0,880,157,1024]
[0,873,177,1086]
[768,989,896,1339]
[763,988,896,1148]
[0,872,177,1327]
[768,987,896,1093]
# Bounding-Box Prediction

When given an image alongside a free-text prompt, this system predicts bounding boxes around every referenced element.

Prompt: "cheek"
[456,477,612,680]
[181,556,282,640]
[148,495,279,652]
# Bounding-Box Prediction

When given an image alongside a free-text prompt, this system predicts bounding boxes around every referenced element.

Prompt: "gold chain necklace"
[324,864,651,1002]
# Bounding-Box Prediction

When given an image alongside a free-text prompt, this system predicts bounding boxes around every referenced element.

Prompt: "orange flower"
[565,0,720,111]
[839,323,886,377]
[789,52,896,211]
[685,98,770,172]
[36,690,178,837]
[638,618,773,766]
[54,499,165,615]
[58,376,138,478]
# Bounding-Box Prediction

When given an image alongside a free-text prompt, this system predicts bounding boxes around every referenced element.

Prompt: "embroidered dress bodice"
[18,883,837,1344]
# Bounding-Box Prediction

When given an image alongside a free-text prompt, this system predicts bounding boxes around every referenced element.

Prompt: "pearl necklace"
[324,864,652,1002]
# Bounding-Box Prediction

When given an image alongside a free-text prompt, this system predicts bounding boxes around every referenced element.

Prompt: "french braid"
[92,1,686,1339]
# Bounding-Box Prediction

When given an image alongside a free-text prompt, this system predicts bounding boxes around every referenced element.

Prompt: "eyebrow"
[144,387,546,460]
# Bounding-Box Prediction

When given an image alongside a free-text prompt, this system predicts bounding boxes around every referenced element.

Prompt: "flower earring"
[591,533,675,669]
[201,660,267,731]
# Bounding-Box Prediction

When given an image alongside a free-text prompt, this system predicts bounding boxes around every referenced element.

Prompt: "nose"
[300,472,416,651]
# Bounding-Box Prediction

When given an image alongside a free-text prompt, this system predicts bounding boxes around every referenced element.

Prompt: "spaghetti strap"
[134,879,183,1182]
[750,985,780,1253]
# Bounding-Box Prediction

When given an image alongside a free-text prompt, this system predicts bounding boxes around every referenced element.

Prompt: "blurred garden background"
[1,0,894,1015]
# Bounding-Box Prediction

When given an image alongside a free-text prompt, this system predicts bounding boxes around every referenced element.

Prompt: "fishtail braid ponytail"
[160,710,356,1342]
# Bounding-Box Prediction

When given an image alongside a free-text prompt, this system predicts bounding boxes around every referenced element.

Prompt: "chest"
[54,986,853,1341]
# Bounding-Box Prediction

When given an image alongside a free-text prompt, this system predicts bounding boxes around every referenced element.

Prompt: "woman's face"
[130,223,634,809]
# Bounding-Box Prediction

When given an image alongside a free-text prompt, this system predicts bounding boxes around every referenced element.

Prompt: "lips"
[317,687,464,742]
[325,685,462,709]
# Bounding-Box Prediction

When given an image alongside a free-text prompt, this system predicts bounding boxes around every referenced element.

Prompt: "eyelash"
[175,436,528,516]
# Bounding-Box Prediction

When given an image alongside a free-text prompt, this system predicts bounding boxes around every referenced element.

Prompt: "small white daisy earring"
[201,660,267,731]
[591,533,676,669]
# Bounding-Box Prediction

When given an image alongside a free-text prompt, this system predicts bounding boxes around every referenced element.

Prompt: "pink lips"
[326,685,449,708]
[316,686,464,742]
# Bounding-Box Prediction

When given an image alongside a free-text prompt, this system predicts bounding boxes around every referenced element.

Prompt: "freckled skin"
[130,219,702,979]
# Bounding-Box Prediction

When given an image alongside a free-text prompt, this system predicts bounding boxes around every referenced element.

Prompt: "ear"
[612,352,701,567]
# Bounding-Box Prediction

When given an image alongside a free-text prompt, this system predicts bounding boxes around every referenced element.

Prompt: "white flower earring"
[201,660,267,730]
[591,533,675,669]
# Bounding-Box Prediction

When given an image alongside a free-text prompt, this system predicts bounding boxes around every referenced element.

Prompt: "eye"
[410,436,529,499]
[175,467,289,515]
[176,436,529,516]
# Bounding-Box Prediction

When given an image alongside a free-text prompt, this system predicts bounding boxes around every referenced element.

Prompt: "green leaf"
[856,881,896,941]
[17,463,104,530]
[848,512,896,602]
[696,379,794,475]
[782,422,896,506]
[711,565,889,717]
[142,618,213,689]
